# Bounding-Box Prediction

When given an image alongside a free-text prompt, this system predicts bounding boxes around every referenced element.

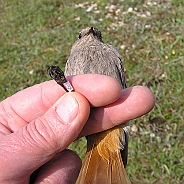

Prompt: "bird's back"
[65,43,126,89]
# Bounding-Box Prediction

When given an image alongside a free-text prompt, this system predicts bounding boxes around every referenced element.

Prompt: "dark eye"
[78,32,82,39]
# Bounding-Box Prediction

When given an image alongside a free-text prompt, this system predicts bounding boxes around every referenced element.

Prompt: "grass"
[0,0,183,183]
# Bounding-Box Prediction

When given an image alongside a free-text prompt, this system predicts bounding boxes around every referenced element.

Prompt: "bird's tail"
[76,126,131,184]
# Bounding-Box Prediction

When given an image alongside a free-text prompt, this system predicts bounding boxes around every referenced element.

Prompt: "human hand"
[0,74,155,184]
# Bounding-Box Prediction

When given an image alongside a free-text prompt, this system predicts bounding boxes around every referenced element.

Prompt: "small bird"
[65,27,131,184]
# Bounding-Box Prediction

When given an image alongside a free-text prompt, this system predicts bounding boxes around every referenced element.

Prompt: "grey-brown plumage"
[65,27,126,89]
[65,27,130,184]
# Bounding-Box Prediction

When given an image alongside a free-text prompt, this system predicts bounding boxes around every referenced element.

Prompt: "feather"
[76,127,131,184]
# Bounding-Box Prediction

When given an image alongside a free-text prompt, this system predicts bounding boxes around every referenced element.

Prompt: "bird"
[65,27,131,184]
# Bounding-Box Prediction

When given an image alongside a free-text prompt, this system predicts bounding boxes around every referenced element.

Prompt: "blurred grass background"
[0,0,183,183]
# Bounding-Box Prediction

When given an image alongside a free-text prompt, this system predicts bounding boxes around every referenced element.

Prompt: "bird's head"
[78,27,102,42]
[70,27,103,52]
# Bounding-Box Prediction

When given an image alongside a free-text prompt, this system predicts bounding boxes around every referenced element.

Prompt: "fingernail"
[56,94,78,124]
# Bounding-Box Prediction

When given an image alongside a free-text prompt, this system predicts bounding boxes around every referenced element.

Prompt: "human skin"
[0,74,155,184]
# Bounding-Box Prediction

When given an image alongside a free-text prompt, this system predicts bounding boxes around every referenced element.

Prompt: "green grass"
[0,0,183,183]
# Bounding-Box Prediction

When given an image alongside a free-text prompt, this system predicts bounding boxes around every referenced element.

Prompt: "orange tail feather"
[76,127,131,184]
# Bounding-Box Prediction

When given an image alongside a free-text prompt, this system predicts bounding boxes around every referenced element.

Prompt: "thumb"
[0,92,90,183]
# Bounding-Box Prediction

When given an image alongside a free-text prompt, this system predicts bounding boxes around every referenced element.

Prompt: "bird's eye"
[78,32,82,39]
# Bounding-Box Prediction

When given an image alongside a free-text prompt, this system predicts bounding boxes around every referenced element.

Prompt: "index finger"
[0,74,121,125]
